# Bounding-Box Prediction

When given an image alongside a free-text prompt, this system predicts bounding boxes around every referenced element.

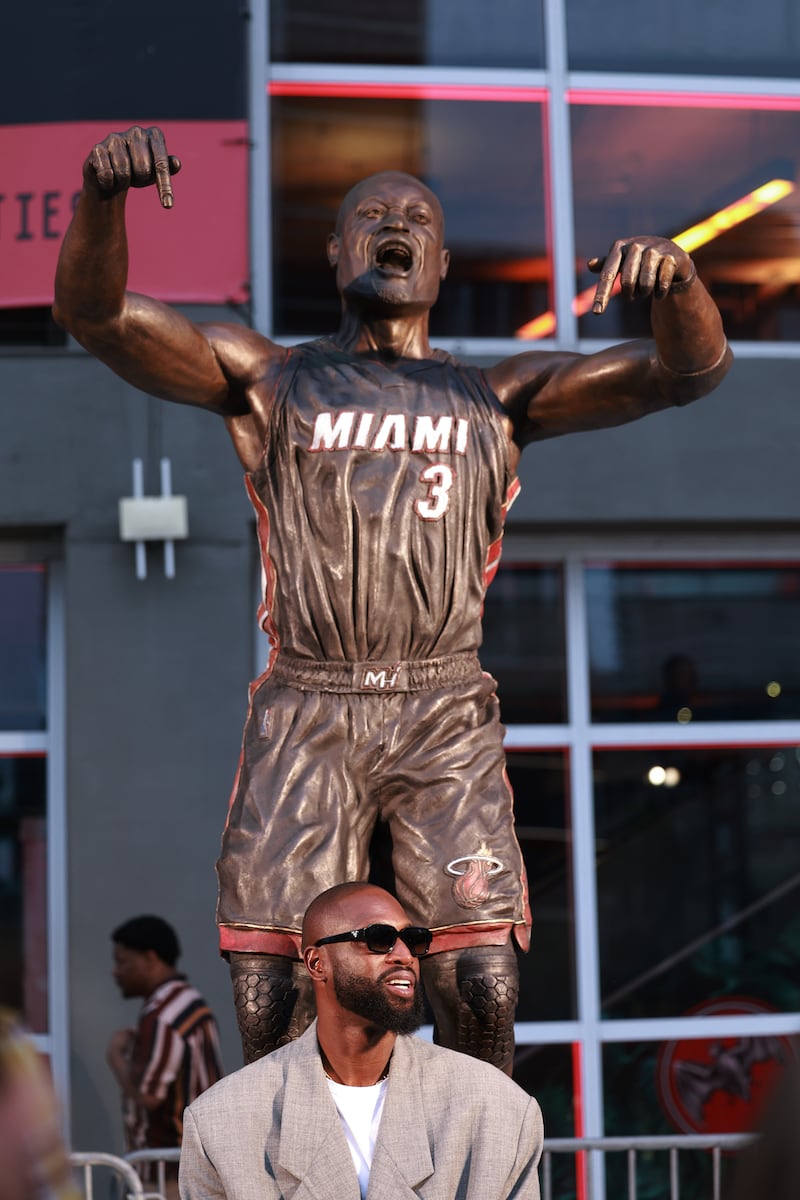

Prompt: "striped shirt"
[124,976,223,1154]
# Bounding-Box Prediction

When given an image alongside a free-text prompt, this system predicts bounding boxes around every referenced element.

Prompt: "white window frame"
[252,0,800,361]
[501,533,800,1199]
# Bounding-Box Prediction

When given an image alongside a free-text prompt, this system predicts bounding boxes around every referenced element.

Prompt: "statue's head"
[327,171,450,316]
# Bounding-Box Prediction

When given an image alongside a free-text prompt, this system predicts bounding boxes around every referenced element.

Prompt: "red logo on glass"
[657,998,793,1135]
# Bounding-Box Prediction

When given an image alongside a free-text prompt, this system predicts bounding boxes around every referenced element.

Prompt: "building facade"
[2,3,800,1196]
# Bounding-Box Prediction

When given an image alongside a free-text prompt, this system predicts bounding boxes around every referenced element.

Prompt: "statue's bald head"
[335,171,444,237]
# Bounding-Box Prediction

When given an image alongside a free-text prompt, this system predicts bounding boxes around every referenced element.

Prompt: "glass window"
[570,99,800,343]
[602,1039,766,1196]
[605,1033,791,1154]
[0,755,48,1032]
[270,0,544,68]
[513,1043,581,1143]
[270,94,549,337]
[508,750,575,1021]
[0,567,47,731]
[586,563,800,724]
[566,0,800,78]
[594,746,800,1020]
[481,563,567,724]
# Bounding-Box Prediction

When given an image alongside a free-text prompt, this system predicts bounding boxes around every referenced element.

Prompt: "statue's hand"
[83,125,181,209]
[588,236,695,314]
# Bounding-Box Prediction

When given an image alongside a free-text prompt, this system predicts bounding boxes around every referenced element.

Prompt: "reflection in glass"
[271,96,549,337]
[507,750,575,1022]
[586,563,800,723]
[570,102,800,343]
[0,566,46,731]
[594,746,800,1020]
[602,1041,751,1197]
[514,1043,579,1193]
[566,0,800,78]
[481,563,566,724]
[270,0,544,68]
[0,756,47,1032]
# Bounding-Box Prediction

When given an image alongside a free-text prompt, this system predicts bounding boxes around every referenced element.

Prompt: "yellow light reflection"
[766,680,782,698]
[516,178,795,339]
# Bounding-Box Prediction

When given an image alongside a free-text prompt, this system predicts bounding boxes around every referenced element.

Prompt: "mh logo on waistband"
[360,666,401,690]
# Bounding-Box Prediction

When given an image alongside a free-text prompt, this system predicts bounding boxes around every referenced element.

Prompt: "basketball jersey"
[246,338,518,663]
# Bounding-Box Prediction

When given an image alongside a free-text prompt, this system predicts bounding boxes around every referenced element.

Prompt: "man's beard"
[333,968,425,1035]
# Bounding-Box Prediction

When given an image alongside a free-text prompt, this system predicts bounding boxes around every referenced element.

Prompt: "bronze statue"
[54,126,732,1073]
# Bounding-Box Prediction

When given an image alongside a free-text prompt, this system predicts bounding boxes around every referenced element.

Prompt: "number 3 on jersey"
[415,463,454,520]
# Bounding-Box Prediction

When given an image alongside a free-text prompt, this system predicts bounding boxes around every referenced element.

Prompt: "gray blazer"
[179,1022,543,1199]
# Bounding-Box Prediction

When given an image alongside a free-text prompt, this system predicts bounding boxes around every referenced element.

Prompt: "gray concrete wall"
[1,339,254,1152]
[1,333,796,1151]
[508,354,800,527]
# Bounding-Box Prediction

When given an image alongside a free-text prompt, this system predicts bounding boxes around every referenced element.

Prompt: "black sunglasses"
[315,922,432,958]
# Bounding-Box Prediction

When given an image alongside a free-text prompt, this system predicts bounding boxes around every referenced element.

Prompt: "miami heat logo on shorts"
[445,842,504,908]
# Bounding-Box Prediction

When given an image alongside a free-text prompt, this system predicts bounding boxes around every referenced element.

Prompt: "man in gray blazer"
[180,882,543,1198]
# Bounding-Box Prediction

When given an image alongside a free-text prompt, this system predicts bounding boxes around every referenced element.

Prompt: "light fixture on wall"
[118,458,188,580]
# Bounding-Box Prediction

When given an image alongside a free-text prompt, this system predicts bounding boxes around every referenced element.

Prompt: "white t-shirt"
[326,1077,388,1198]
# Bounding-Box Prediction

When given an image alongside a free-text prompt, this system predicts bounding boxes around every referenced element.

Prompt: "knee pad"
[228,952,315,1064]
[456,946,519,1069]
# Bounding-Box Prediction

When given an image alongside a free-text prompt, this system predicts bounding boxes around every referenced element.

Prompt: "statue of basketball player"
[54,127,732,1073]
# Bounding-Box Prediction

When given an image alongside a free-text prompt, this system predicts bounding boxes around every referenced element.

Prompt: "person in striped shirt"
[108,915,223,1196]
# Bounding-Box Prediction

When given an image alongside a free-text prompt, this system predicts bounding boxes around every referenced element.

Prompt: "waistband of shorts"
[271,651,482,693]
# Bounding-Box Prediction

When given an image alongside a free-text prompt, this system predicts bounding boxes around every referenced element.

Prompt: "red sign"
[658,998,794,1135]
[1,120,249,307]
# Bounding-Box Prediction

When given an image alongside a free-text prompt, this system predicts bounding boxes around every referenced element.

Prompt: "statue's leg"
[421,943,519,1076]
[228,952,315,1064]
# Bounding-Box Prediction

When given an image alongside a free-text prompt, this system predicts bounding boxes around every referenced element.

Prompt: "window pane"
[571,101,800,343]
[586,564,800,723]
[270,95,549,337]
[513,1044,580,1147]
[594,746,800,1020]
[566,0,800,78]
[602,1040,774,1197]
[481,563,566,724]
[0,755,47,1032]
[508,750,575,1021]
[270,0,544,67]
[0,566,47,731]
[604,1035,790,1148]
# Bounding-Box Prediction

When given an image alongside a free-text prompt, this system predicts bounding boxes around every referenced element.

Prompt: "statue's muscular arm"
[52,126,285,465]
[486,235,732,454]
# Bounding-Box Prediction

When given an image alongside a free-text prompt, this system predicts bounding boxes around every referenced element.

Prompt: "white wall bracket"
[119,458,188,580]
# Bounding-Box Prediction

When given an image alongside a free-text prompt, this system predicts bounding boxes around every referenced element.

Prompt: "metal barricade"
[70,1151,145,1200]
[541,1133,757,1200]
[125,1147,181,1200]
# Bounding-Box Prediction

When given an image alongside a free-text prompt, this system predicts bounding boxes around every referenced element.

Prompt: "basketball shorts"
[216,652,531,958]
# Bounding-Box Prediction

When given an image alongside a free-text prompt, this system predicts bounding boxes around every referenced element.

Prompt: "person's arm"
[179,1108,230,1200]
[53,125,272,418]
[106,1027,165,1111]
[487,236,732,447]
[505,1097,544,1198]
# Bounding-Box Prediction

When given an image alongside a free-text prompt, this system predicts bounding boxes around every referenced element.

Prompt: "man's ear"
[304,946,326,980]
[327,234,340,268]
[440,248,450,280]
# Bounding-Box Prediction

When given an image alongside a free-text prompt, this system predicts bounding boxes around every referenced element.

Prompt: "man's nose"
[387,937,414,965]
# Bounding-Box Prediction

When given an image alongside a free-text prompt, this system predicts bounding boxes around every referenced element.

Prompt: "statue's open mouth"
[375,241,413,272]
